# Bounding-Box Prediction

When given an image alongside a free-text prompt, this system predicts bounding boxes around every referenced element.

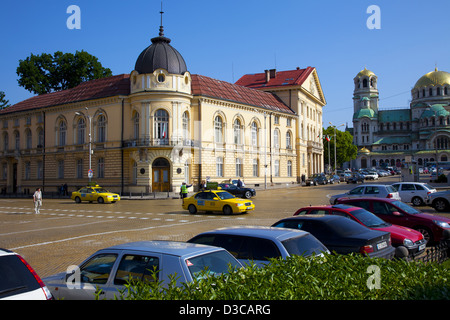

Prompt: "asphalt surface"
[1,175,449,278]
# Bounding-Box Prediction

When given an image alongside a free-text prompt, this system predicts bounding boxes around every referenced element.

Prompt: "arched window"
[214,116,223,143]
[77,118,85,145]
[233,119,242,145]
[273,129,280,149]
[251,121,258,146]
[286,131,292,149]
[133,111,139,140]
[363,78,368,88]
[287,160,292,177]
[37,128,44,148]
[97,114,106,142]
[25,129,32,149]
[14,131,20,150]
[58,120,67,146]
[154,109,169,143]
[3,132,9,151]
[182,111,189,142]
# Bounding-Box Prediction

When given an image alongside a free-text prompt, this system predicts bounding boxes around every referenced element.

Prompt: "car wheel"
[415,226,433,244]
[411,196,423,206]
[244,191,252,199]
[433,198,449,212]
[98,197,104,204]
[223,205,233,215]
[75,196,81,203]
[188,204,197,214]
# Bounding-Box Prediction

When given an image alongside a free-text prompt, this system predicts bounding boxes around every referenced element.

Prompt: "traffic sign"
[88,169,93,178]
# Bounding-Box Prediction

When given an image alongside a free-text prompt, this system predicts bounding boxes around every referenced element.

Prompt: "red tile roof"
[1,74,130,115]
[191,74,294,114]
[1,72,295,115]
[235,67,315,89]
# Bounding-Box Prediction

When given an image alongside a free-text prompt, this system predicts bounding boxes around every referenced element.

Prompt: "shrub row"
[117,254,449,300]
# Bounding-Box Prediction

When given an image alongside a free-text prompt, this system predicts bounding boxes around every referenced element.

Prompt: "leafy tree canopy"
[323,126,357,170]
[0,91,10,109]
[16,50,112,95]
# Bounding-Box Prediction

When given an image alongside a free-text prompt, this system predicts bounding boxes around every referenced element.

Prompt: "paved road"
[1,175,448,278]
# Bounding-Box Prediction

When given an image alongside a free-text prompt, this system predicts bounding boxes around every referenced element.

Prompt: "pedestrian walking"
[33,187,42,214]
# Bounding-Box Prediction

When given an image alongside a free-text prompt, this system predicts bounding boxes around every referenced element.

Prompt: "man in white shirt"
[33,187,42,214]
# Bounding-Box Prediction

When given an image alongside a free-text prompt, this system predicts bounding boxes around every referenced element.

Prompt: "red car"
[335,197,450,244]
[294,204,426,258]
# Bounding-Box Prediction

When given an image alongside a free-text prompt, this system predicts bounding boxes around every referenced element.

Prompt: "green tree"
[0,91,10,109]
[16,50,112,95]
[323,126,357,170]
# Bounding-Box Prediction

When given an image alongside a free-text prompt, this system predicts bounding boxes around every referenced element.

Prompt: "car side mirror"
[213,197,219,201]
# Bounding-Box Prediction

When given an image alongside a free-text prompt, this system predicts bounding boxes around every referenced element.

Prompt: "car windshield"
[281,234,329,257]
[215,191,235,200]
[391,201,421,214]
[350,208,390,227]
[186,250,241,280]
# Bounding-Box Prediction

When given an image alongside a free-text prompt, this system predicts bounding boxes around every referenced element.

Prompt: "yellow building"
[0,23,326,195]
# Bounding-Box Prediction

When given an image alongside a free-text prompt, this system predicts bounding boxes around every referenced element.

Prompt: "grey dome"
[134,35,187,75]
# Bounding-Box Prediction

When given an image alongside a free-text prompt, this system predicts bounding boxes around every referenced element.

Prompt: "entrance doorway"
[152,158,170,192]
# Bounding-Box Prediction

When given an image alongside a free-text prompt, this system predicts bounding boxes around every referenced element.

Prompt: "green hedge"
[116,254,449,300]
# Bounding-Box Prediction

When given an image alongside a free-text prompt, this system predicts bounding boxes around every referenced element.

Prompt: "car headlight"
[236,203,244,207]
[434,220,450,228]
[403,239,414,247]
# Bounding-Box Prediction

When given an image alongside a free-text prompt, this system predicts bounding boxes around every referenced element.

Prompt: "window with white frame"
[274,160,280,177]
[58,120,67,146]
[287,160,292,177]
[235,158,242,177]
[233,119,241,145]
[251,121,258,146]
[77,118,85,145]
[216,157,223,177]
[214,116,223,143]
[253,158,259,177]
[154,109,169,142]
[182,111,189,142]
[286,131,292,149]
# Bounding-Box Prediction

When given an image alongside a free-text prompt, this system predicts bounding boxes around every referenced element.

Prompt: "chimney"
[265,70,270,83]
[269,69,276,79]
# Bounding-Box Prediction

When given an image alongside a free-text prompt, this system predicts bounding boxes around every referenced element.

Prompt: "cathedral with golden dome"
[351,67,450,169]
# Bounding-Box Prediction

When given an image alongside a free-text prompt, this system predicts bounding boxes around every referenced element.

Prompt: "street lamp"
[75,107,92,182]
[425,105,438,170]
[329,122,345,175]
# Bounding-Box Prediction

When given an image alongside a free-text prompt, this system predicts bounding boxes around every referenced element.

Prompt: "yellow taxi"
[71,185,120,204]
[182,189,255,214]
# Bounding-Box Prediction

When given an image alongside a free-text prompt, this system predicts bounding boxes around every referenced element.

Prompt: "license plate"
[419,244,426,251]
[246,206,253,210]
[377,241,387,250]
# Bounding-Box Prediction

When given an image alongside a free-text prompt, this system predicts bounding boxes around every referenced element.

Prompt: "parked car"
[218,183,256,199]
[363,170,379,180]
[426,189,450,212]
[293,205,426,258]
[336,197,450,244]
[0,248,53,300]
[71,185,120,204]
[347,173,365,183]
[272,215,395,259]
[188,226,329,266]
[391,182,436,206]
[43,241,243,300]
[329,174,341,184]
[329,184,401,204]
[340,173,351,182]
[182,189,254,214]
[305,174,328,186]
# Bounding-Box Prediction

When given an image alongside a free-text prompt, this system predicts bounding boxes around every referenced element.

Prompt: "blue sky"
[1,0,450,129]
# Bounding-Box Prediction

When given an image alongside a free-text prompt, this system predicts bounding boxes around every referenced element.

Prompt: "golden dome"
[359,147,370,154]
[413,68,450,89]
[356,67,376,78]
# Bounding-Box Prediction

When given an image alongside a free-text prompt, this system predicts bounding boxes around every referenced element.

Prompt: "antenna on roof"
[159,1,164,36]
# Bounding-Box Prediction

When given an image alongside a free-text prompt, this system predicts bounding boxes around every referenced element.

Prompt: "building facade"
[0,24,326,195]
[352,67,450,169]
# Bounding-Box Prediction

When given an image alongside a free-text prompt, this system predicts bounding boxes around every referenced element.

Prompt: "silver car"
[43,241,242,300]
[391,182,436,206]
[329,184,401,204]
[188,226,329,266]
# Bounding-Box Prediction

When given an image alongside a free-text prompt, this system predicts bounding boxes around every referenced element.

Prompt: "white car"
[426,190,450,211]
[391,182,436,206]
[0,248,53,300]
[363,171,379,180]
[329,184,401,204]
